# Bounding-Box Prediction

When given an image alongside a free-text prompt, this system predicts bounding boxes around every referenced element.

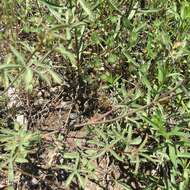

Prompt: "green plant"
[0,0,190,189]
[0,123,39,189]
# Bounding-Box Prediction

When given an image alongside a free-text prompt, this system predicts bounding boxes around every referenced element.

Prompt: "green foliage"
[0,123,39,187]
[0,0,190,189]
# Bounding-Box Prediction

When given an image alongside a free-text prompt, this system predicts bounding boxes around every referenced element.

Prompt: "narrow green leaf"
[64,152,79,159]
[130,136,142,145]
[8,159,14,185]
[39,0,63,8]
[0,64,21,70]
[48,69,62,84]
[24,68,33,87]
[122,50,138,66]
[128,2,138,20]
[177,153,190,158]
[181,2,190,19]
[141,115,159,131]
[90,150,106,159]
[65,172,75,187]
[10,46,25,66]
[78,0,94,20]
[49,7,63,22]
[138,134,148,151]
[142,76,152,90]
[85,149,97,156]
[2,69,9,88]
[33,69,51,86]
[15,157,28,163]
[77,173,85,189]
[127,125,132,143]
[57,165,73,171]
[110,150,123,162]
[56,46,77,67]
[114,15,121,39]
[108,0,122,15]
[168,144,177,169]
[138,9,161,13]
[134,156,140,174]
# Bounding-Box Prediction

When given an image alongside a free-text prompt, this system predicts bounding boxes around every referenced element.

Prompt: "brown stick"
[74,80,184,128]
[42,80,184,137]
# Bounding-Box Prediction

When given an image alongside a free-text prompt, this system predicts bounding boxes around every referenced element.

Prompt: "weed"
[0,0,190,189]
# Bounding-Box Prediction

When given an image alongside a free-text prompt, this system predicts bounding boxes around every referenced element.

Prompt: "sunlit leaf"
[39,0,63,8]
[168,144,177,169]
[65,172,75,187]
[78,0,94,20]
[56,46,77,67]
[108,0,122,15]
[77,173,85,189]
[0,64,21,70]
[128,2,138,20]
[110,150,123,161]
[130,136,142,145]
[10,46,25,66]
[33,69,51,86]
[48,69,62,84]
[24,68,33,90]
[64,152,79,159]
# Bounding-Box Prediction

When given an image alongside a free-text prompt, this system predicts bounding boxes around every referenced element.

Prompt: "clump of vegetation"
[0,0,190,189]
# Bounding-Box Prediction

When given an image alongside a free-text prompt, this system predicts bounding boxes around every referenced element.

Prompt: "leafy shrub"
[0,0,190,189]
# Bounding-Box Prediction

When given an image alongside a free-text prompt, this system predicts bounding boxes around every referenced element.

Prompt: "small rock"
[34,98,47,106]
[50,87,58,93]
[59,101,72,109]
[43,91,50,98]
[16,114,27,126]
[7,87,17,108]
[70,113,78,120]
[37,91,42,97]
[31,177,39,185]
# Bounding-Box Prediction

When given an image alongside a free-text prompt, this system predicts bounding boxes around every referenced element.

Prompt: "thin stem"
[75,28,81,74]
[42,80,185,137]
[74,80,184,128]
[0,42,43,96]
[36,0,43,18]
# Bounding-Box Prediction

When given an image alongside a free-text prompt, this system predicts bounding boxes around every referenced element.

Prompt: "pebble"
[16,114,27,126]
[37,91,42,97]
[31,177,39,185]
[50,87,58,93]
[34,98,48,106]
[69,113,78,120]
